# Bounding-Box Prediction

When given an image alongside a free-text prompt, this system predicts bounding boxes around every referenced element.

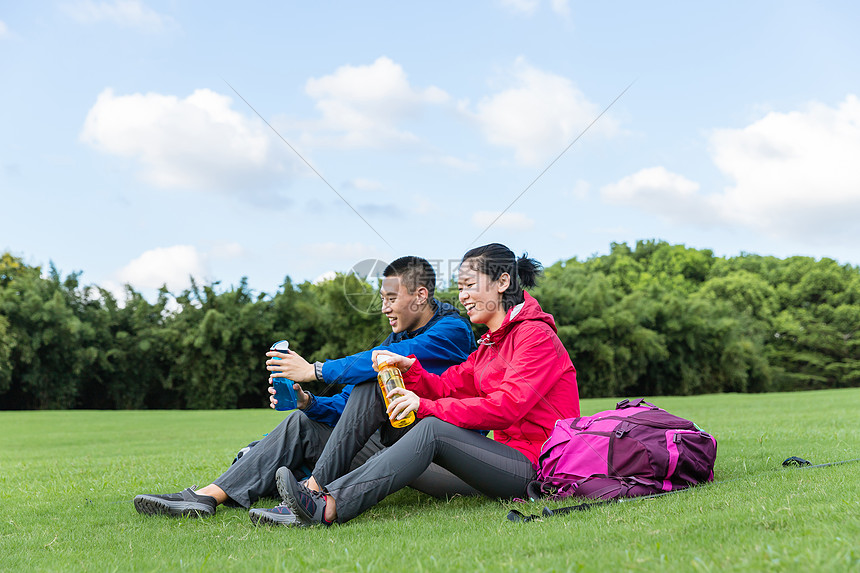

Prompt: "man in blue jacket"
[134,256,476,518]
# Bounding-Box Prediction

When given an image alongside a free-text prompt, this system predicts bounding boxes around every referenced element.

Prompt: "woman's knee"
[409,416,452,442]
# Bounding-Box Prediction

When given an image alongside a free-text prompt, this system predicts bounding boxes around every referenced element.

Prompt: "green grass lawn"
[1,389,858,572]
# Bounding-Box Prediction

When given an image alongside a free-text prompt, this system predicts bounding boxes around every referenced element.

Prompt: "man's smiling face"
[380,276,426,333]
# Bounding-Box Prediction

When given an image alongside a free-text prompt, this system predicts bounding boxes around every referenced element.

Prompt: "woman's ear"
[497,272,511,294]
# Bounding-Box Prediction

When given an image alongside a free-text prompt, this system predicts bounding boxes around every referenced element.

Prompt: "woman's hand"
[371,350,416,373]
[386,387,420,422]
[267,349,316,383]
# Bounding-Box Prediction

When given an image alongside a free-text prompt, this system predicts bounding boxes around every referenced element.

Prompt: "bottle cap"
[271,340,290,352]
[376,354,390,367]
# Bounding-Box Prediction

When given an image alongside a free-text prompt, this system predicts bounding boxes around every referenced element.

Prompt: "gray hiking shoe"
[133,487,217,517]
[275,466,330,527]
[248,503,300,526]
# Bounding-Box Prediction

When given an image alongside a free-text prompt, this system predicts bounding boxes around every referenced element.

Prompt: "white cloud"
[80,88,295,196]
[498,0,570,17]
[466,58,619,166]
[419,154,480,172]
[207,242,246,260]
[499,0,540,14]
[566,179,591,200]
[303,56,450,149]
[117,245,207,291]
[313,270,338,284]
[345,178,383,191]
[62,0,173,32]
[600,166,712,223]
[472,210,535,231]
[711,95,860,237]
[550,0,572,18]
[305,242,388,268]
[599,95,860,241]
[0,20,9,38]
[408,195,437,216]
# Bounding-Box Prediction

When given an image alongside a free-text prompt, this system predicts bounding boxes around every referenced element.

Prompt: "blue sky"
[2,1,859,299]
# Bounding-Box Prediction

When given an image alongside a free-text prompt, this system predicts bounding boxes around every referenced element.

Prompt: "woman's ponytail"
[515,254,542,290]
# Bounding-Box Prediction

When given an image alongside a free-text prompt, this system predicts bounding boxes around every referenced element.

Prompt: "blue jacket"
[302,300,476,426]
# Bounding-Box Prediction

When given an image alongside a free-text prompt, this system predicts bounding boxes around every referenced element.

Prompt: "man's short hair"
[383,256,436,298]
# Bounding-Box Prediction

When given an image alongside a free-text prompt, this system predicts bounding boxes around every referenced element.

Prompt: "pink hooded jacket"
[403,292,580,465]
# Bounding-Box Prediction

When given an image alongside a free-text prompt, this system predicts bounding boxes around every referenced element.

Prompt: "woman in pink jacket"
[275,243,580,525]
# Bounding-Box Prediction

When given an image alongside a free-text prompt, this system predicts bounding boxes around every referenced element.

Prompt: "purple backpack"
[533,398,717,500]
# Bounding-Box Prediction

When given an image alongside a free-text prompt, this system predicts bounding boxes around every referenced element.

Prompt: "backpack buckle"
[615,421,632,438]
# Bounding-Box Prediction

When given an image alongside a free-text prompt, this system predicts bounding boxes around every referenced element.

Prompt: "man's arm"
[320,316,474,385]
[301,386,352,427]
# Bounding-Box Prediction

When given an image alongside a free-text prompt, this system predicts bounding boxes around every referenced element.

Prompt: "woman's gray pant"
[325,416,536,523]
[311,382,533,522]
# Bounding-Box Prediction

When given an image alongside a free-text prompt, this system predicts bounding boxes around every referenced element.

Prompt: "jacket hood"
[435,298,462,318]
[482,291,556,343]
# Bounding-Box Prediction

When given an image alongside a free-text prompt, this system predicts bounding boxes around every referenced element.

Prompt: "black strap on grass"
[508,455,860,523]
[507,498,615,523]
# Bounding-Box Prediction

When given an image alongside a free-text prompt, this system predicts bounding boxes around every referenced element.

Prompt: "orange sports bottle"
[376,355,415,428]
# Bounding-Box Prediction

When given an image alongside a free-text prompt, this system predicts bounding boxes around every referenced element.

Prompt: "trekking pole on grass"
[506,455,860,523]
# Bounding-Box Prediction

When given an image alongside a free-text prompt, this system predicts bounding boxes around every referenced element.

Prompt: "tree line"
[1,241,858,410]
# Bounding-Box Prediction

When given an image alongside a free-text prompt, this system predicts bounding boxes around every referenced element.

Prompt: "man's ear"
[415,285,430,304]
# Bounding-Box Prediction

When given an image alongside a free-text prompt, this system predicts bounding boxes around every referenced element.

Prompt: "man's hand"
[294,382,311,409]
[267,349,316,383]
[268,381,311,410]
[267,383,278,409]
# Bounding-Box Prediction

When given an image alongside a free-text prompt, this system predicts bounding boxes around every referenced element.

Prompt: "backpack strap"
[583,481,628,500]
[616,398,657,410]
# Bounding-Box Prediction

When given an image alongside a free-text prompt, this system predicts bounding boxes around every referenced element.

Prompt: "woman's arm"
[416,324,562,429]
[395,352,478,401]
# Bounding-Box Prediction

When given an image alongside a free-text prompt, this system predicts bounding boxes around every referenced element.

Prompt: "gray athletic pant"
[213,410,384,508]
[325,416,537,523]
[312,381,482,502]
[214,382,479,508]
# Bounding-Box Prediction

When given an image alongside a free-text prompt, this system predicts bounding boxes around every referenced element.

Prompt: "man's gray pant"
[214,381,479,508]
[213,410,379,508]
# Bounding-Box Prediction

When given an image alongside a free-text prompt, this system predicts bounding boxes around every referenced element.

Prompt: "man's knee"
[269,411,314,440]
[348,380,381,403]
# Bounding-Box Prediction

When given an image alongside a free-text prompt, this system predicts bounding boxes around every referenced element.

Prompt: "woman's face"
[457,262,509,330]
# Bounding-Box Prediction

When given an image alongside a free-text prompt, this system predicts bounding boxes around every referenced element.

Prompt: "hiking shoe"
[133,487,217,517]
[248,503,300,526]
[275,466,330,526]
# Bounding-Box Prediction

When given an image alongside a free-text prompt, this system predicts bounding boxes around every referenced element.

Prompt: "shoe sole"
[248,508,298,527]
[133,495,214,518]
[275,467,316,526]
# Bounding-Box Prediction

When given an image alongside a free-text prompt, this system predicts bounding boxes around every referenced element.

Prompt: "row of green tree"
[1,241,858,410]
